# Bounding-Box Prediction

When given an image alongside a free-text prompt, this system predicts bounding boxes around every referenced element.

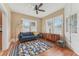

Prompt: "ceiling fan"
[34,3,45,14]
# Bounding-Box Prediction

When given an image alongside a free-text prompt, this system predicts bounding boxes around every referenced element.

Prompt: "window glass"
[22,19,37,32]
[54,16,63,34]
[46,15,63,35]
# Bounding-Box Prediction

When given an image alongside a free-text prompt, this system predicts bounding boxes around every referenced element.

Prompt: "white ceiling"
[8,3,66,18]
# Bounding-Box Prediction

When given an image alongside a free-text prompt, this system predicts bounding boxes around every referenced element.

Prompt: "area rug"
[10,39,53,56]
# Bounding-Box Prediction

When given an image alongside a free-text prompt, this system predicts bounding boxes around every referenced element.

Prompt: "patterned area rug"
[11,39,53,56]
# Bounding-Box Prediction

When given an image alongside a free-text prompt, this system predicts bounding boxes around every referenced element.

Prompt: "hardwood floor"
[0,39,78,56]
[38,45,77,56]
[0,41,17,56]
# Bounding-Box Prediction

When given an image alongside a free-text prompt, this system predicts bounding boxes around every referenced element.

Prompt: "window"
[54,15,63,34]
[46,19,53,33]
[22,19,37,32]
[30,22,36,32]
[46,15,63,35]
[22,20,30,32]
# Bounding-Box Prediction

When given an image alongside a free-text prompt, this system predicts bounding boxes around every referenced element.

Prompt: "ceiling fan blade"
[36,10,38,14]
[38,9,45,12]
[34,5,38,10]
[38,3,43,8]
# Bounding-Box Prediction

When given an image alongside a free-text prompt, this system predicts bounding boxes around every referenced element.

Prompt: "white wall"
[64,3,79,55]
[64,3,71,48]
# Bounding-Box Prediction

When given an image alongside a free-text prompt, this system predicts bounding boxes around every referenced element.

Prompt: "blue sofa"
[18,32,42,43]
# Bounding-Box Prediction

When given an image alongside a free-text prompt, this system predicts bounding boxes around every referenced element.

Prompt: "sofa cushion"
[33,32,39,36]
[20,32,34,36]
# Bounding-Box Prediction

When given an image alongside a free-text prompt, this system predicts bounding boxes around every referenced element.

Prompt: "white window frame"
[46,18,53,33]
[45,15,63,35]
[22,18,37,32]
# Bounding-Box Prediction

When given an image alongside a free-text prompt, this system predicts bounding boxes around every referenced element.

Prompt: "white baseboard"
[70,47,79,55]
[65,41,79,55]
